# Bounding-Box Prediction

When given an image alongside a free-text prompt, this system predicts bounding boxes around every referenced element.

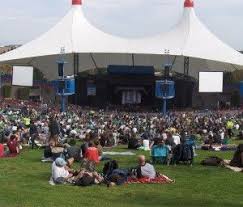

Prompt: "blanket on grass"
[224,160,243,172]
[49,176,174,186]
[0,153,18,159]
[103,151,135,156]
[126,175,174,185]
[201,144,237,151]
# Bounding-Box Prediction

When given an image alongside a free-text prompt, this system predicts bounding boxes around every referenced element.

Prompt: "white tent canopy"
[0,0,242,79]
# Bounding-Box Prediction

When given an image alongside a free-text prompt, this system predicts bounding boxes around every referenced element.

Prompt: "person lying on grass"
[72,168,104,186]
[51,157,103,186]
[107,155,174,187]
[107,155,156,187]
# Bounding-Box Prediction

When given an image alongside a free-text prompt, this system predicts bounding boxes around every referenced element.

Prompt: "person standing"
[49,116,60,138]
[29,120,39,149]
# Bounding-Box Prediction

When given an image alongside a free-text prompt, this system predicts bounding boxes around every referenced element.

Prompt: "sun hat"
[55,157,67,167]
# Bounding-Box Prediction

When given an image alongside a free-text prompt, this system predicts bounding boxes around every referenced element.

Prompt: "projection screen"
[12,66,33,87]
[199,72,223,93]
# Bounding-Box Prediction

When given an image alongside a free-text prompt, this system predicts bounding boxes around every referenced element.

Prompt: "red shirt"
[0,144,4,157]
[7,139,18,154]
[84,147,99,163]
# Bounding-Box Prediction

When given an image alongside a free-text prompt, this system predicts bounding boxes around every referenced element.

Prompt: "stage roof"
[0,0,242,79]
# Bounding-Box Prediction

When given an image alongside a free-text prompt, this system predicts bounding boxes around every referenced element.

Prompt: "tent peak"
[184,0,194,8]
[72,0,82,6]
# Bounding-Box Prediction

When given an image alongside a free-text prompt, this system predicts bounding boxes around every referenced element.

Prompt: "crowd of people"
[0,99,243,186]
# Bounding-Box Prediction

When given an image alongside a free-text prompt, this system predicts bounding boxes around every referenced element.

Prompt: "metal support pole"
[61,95,65,112]
[184,57,190,76]
[132,54,135,67]
[162,98,167,115]
[73,53,79,105]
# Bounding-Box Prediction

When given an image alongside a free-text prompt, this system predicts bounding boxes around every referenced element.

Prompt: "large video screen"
[12,66,33,87]
[199,72,223,93]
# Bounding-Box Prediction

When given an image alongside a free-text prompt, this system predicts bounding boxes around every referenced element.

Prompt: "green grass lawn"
[0,146,243,207]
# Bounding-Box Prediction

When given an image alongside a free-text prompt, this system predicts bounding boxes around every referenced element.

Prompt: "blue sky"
[0,0,243,50]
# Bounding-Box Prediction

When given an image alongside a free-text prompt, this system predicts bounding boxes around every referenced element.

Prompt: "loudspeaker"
[155,80,175,99]
[58,80,65,90]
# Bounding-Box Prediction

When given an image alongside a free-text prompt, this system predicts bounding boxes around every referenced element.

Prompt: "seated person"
[52,157,73,184]
[230,144,243,168]
[7,135,20,154]
[0,141,5,157]
[43,136,66,160]
[64,145,82,162]
[84,142,99,164]
[128,136,141,149]
[94,140,104,161]
[151,140,170,164]
[165,133,176,151]
[172,133,181,146]
[29,120,39,149]
[142,139,150,151]
[136,155,156,179]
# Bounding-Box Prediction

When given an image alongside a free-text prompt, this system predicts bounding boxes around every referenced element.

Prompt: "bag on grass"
[108,169,128,185]
[103,160,119,177]
[75,175,95,187]
[181,144,193,161]
[44,146,52,158]
[55,177,66,184]
[201,156,224,166]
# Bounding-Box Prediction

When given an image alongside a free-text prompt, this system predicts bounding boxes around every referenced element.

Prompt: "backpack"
[55,177,66,185]
[128,138,139,149]
[44,146,52,158]
[201,156,224,166]
[108,169,128,185]
[103,160,119,177]
[173,144,193,164]
[180,144,193,161]
[75,174,95,187]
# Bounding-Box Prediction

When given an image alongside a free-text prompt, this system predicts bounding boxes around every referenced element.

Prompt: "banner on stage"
[87,83,96,96]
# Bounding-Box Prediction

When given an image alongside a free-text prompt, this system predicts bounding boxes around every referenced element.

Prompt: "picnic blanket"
[103,151,135,156]
[224,160,243,172]
[0,153,18,159]
[201,144,237,151]
[126,175,174,184]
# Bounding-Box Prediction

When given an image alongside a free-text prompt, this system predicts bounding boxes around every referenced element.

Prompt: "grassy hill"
[0,146,242,207]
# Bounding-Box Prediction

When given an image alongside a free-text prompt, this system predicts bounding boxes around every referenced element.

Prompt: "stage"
[70,66,195,109]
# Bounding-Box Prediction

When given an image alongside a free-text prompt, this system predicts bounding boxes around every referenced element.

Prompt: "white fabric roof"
[0,0,242,80]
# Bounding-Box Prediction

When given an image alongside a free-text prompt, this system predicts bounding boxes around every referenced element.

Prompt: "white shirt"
[220,132,225,140]
[172,135,181,145]
[141,163,156,179]
[52,162,69,181]
[143,140,150,151]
